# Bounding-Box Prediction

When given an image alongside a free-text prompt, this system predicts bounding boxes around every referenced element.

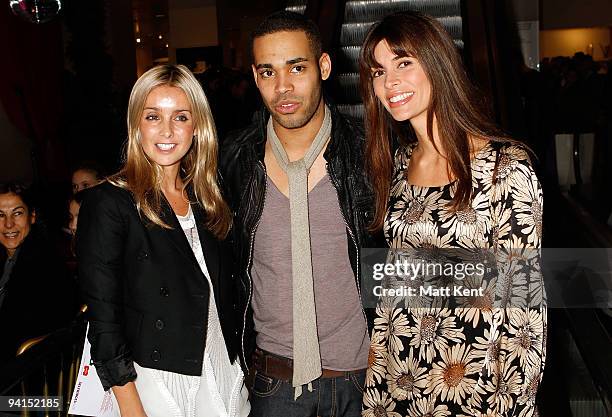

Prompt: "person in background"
[77,64,249,417]
[71,162,103,194]
[67,192,83,237]
[0,182,76,363]
[358,11,546,417]
[64,191,84,277]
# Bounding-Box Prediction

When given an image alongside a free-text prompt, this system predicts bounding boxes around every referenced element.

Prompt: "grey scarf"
[267,105,332,398]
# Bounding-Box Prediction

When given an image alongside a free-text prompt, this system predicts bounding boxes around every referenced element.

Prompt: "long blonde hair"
[109,64,231,239]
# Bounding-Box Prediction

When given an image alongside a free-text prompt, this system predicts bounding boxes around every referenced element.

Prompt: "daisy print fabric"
[363,141,546,417]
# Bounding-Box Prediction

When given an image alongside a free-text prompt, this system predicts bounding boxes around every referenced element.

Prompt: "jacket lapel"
[158,190,220,299]
[192,203,220,299]
[158,198,200,267]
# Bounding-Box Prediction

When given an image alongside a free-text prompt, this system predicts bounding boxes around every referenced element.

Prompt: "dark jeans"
[249,369,365,417]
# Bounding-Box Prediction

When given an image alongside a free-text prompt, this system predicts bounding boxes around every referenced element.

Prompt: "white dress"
[129,206,250,417]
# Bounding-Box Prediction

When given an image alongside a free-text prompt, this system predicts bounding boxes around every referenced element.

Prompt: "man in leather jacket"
[220,11,378,417]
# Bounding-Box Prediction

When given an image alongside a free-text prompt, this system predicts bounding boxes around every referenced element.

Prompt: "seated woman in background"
[0,183,76,363]
[77,64,249,417]
[358,11,546,417]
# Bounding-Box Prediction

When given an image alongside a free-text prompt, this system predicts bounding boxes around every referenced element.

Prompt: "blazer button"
[160,287,169,297]
[155,319,164,330]
[151,350,161,362]
[138,251,149,261]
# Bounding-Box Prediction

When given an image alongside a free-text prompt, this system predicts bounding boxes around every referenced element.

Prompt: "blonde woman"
[77,64,249,417]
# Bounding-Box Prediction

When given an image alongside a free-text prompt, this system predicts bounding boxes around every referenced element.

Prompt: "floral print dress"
[363,141,546,417]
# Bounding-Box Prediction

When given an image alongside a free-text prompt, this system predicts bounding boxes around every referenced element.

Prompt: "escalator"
[333,0,463,118]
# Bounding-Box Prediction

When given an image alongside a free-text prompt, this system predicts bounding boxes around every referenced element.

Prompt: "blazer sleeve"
[76,185,137,390]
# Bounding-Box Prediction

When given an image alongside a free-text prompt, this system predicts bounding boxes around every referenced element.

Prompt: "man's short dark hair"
[251,11,323,60]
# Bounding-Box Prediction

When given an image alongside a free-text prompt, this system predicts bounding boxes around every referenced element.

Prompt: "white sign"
[68,324,119,417]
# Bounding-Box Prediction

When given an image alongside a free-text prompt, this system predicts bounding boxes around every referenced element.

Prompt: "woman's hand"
[112,382,148,417]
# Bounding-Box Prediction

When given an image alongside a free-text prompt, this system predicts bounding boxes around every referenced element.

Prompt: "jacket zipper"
[241,160,267,369]
[327,163,369,328]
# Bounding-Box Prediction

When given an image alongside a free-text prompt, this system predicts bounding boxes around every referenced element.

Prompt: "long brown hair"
[109,64,231,239]
[359,11,510,232]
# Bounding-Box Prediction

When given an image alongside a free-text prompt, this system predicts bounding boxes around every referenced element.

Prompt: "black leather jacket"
[220,104,380,370]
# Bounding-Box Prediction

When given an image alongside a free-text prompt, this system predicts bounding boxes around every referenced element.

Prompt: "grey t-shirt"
[251,174,369,371]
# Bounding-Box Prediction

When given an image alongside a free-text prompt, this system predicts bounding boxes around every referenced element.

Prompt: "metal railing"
[0,320,86,416]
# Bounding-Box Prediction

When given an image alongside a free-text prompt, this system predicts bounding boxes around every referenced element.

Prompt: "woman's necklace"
[188,225,195,249]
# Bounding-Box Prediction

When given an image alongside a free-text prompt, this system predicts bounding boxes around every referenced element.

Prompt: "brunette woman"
[77,65,249,417]
[358,11,545,417]
[0,183,76,363]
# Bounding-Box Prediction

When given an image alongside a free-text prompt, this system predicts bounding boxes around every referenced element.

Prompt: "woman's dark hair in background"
[72,161,105,179]
[358,11,511,231]
[71,190,85,205]
[0,182,36,213]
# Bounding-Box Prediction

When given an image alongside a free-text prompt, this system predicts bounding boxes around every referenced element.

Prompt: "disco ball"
[9,0,62,24]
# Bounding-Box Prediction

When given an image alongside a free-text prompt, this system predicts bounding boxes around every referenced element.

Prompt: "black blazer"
[76,182,239,391]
